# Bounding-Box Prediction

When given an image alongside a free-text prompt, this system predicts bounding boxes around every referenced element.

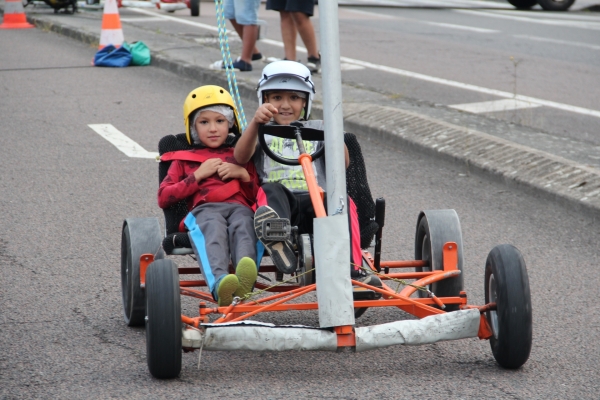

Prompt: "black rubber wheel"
[121,218,163,327]
[190,0,199,16]
[537,0,575,10]
[414,210,464,311]
[485,244,532,369]
[146,259,182,379]
[507,0,538,9]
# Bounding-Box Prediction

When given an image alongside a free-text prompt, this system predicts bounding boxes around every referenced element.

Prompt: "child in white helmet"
[234,61,381,288]
[158,85,260,307]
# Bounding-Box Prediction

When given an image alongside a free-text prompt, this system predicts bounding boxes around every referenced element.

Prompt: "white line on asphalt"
[343,8,499,32]
[454,9,600,31]
[449,99,542,113]
[120,17,165,22]
[426,21,498,33]
[513,34,600,51]
[88,124,158,159]
[337,56,600,119]
[129,7,220,31]
[122,8,600,120]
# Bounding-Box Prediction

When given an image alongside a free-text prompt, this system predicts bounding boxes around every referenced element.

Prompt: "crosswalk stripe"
[449,99,542,113]
[88,124,159,159]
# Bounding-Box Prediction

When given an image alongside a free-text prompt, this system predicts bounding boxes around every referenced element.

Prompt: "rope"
[215,0,248,130]
[354,263,430,294]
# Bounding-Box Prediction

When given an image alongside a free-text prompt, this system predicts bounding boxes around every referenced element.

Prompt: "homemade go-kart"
[121,122,533,379]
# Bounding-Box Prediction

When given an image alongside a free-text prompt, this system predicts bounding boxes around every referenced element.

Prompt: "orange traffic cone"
[98,0,124,49]
[0,0,35,29]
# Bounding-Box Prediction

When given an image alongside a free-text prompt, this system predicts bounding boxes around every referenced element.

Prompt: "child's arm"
[234,103,278,164]
[157,159,222,208]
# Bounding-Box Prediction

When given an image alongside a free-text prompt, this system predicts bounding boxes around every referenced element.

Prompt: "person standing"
[222,0,263,71]
[266,0,321,73]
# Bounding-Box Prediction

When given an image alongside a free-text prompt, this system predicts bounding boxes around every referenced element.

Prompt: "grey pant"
[185,202,257,294]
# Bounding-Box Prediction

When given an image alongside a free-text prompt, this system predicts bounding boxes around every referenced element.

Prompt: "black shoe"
[251,52,264,62]
[306,55,321,74]
[254,206,297,274]
[222,58,252,72]
[354,268,383,289]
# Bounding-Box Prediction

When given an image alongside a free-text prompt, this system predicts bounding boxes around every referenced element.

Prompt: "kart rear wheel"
[121,218,163,327]
[146,259,182,379]
[485,244,532,369]
[190,0,199,16]
[537,0,575,10]
[507,0,537,9]
[414,210,464,311]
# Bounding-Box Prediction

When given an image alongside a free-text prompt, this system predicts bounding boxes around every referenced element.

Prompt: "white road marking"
[129,7,220,32]
[122,8,600,120]
[120,17,165,22]
[89,124,158,159]
[426,21,498,33]
[449,99,542,113]
[337,56,600,119]
[343,8,499,32]
[513,34,600,51]
[455,9,600,31]
[341,63,366,71]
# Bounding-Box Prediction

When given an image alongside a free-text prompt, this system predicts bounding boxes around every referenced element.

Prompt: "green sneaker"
[217,274,240,307]
[234,257,257,299]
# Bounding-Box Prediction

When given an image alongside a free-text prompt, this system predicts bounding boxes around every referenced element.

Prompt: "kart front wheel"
[485,244,532,369]
[146,259,182,379]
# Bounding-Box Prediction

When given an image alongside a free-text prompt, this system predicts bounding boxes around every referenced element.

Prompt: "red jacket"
[157,147,258,211]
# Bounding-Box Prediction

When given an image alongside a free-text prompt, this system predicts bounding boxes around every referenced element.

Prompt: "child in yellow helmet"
[158,85,261,307]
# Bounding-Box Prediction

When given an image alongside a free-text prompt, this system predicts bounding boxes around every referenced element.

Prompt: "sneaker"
[306,55,321,74]
[216,274,240,307]
[224,58,252,72]
[251,52,264,62]
[355,269,383,289]
[254,206,297,274]
[233,257,257,298]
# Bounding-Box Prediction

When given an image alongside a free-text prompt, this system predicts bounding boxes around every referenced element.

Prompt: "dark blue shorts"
[266,0,314,16]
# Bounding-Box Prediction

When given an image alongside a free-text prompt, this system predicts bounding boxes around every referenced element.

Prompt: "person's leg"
[280,11,297,61]
[255,183,298,274]
[226,204,259,298]
[185,204,240,305]
[290,11,318,59]
[232,0,260,66]
[229,19,260,55]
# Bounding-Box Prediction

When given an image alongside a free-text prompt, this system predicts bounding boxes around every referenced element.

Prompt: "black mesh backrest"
[158,134,195,235]
[344,133,378,248]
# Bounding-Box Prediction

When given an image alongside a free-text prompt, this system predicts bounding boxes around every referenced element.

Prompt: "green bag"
[122,41,151,66]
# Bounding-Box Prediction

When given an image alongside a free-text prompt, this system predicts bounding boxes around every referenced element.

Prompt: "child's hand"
[217,163,250,182]
[252,103,278,125]
[194,158,222,181]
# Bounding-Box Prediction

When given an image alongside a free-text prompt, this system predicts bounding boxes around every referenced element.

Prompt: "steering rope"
[215,0,248,130]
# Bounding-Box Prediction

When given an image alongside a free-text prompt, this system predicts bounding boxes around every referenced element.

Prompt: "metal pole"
[318,1,347,215]
[314,0,355,329]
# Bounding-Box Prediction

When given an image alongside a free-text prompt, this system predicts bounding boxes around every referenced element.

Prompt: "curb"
[13,8,600,219]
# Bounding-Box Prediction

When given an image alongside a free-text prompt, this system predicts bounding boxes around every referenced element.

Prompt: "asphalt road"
[1,25,600,398]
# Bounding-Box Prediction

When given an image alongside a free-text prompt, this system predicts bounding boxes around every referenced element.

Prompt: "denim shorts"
[223,0,261,25]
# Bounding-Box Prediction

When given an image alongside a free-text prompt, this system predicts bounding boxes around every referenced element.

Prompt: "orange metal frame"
[141,147,495,348]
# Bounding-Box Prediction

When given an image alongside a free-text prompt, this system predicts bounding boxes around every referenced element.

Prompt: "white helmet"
[257,60,315,120]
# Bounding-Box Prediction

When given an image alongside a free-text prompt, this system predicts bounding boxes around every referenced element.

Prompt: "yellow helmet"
[183,85,241,145]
